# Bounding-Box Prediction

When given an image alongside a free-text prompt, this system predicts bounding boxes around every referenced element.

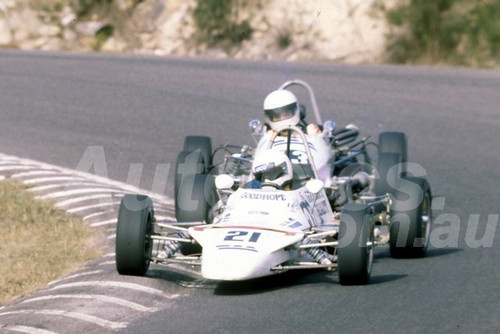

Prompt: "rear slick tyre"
[174,150,205,206]
[183,136,212,172]
[175,173,215,223]
[378,131,407,165]
[375,152,401,197]
[390,177,432,258]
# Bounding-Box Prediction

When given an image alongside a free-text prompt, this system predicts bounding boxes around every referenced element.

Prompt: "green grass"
[193,0,253,47]
[383,0,500,68]
[0,181,100,305]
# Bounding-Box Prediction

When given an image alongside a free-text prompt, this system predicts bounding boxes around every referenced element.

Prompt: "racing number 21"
[224,231,261,243]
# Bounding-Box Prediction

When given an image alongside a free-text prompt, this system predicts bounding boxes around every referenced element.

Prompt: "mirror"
[215,174,234,190]
[323,120,336,137]
[249,119,262,133]
[306,179,324,194]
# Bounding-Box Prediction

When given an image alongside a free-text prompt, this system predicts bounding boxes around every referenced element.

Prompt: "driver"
[246,150,293,190]
[263,89,321,135]
[260,89,330,184]
[263,89,301,130]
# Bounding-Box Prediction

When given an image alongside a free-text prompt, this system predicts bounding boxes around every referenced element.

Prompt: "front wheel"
[390,177,432,258]
[338,203,374,285]
[115,194,154,276]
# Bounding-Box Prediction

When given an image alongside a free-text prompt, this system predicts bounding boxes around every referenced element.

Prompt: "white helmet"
[252,150,293,189]
[263,90,300,131]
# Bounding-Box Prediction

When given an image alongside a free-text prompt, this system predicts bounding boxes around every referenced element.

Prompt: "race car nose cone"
[201,247,290,281]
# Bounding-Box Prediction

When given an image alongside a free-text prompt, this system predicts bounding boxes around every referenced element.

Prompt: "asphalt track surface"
[0,50,499,333]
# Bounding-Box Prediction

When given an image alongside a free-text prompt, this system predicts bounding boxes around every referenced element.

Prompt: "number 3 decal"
[290,150,308,164]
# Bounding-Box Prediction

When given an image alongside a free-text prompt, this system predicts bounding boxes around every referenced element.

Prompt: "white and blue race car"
[115,80,432,285]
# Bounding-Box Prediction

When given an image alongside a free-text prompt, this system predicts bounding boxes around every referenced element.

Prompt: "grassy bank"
[382,0,500,68]
[0,181,99,305]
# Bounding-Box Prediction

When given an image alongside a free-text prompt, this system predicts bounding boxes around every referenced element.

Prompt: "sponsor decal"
[241,192,286,201]
[255,162,275,173]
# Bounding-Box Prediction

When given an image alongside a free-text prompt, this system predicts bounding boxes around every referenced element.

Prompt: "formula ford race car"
[115,80,433,285]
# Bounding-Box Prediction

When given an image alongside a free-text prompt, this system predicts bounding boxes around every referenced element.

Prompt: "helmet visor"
[254,161,287,182]
[264,102,298,122]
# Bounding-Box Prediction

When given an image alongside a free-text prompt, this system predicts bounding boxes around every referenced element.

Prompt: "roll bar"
[266,125,319,180]
[279,79,322,125]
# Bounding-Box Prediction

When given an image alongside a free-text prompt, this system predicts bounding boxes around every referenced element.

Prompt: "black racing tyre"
[174,150,205,206]
[338,203,374,285]
[337,162,374,179]
[376,132,407,193]
[115,194,154,276]
[374,152,402,197]
[390,177,432,258]
[378,132,407,164]
[175,173,216,223]
[184,136,212,172]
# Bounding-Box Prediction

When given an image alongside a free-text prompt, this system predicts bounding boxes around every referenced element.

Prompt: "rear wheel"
[174,150,205,205]
[184,136,212,171]
[175,173,215,255]
[115,194,154,276]
[374,152,401,197]
[174,136,213,212]
[175,173,216,223]
[378,132,407,164]
[338,203,374,285]
[375,132,408,197]
[390,177,432,258]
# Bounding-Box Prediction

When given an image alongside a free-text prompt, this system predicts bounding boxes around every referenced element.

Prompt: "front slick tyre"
[390,177,432,258]
[116,194,154,276]
[338,203,374,285]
